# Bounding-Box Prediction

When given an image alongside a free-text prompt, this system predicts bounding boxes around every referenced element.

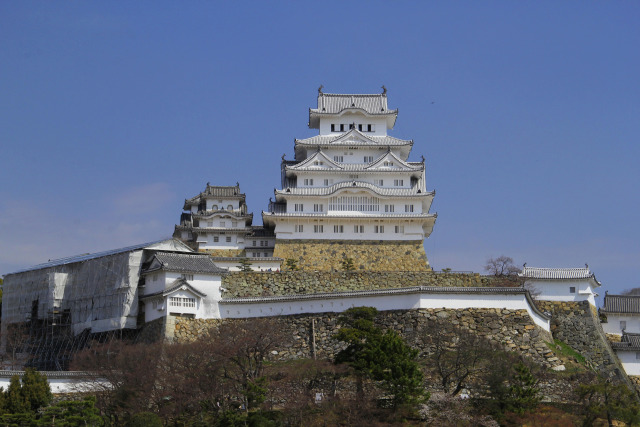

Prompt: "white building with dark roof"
[519,266,600,306]
[174,183,280,270]
[610,333,640,375]
[263,88,437,270]
[601,294,640,337]
[139,252,227,322]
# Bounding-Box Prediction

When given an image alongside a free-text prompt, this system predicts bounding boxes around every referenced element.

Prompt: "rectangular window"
[294,203,304,212]
[636,352,640,360]
[331,124,335,132]
[314,203,324,212]
[252,240,256,246]
[374,179,384,186]
[405,204,414,213]
[340,124,345,131]
[334,156,344,162]
[334,225,344,233]
[252,252,257,257]
[181,274,194,281]
[374,225,384,233]
[395,225,405,233]
[225,236,232,242]
[621,321,627,331]
[569,286,576,293]
[385,204,395,213]
[367,124,373,132]
[152,274,158,282]
[358,124,363,131]
[364,156,373,163]
[324,179,329,186]
[394,179,404,186]
[220,221,226,227]
[314,225,324,233]
[295,224,304,232]
[349,124,355,130]
[353,225,364,233]
[304,178,313,186]
[170,297,195,308]
[213,236,219,242]
[384,161,394,167]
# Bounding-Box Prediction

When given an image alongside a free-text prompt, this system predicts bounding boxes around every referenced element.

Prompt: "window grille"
[329,196,380,212]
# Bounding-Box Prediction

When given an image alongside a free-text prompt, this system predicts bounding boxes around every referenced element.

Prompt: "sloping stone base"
[273,239,430,271]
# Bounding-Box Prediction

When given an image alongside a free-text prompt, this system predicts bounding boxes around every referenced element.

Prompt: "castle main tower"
[263,88,436,271]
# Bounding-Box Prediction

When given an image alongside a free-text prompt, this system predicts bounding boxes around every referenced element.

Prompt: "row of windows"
[251,240,271,247]
[299,177,404,187]
[330,123,375,132]
[206,204,235,211]
[206,221,238,227]
[169,297,196,308]
[250,252,271,258]
[292,202,415,213]
[295,224,405,234]
[212,236,233,243]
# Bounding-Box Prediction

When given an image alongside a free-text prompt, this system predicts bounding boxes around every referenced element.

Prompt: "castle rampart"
[272,239,430,271]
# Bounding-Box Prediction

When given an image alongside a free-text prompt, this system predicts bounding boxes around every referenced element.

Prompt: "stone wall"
[273,239,430,271]
[199,248,245,257]
[222,271,507,298]
[171,308,559,369]
[535,301,628,380]
[136,317,167,343]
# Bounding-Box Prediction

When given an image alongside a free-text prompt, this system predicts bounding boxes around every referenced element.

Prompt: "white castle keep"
[174,88,438,272]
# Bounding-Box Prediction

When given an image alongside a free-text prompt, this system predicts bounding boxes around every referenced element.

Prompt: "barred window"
[169,297,196,308]
[334,225,344,233]
[314,204,324,212]
[329,196,380,212]
[314,225,324,233]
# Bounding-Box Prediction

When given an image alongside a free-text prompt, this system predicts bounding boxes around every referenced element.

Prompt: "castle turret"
[263,89,437,271]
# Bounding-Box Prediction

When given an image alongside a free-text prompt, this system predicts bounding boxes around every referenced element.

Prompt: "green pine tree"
[334,307,427,407]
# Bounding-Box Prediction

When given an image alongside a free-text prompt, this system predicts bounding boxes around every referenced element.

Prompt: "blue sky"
[1,2,638,299]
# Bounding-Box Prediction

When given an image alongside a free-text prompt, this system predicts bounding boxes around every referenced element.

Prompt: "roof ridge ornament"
[382,85,387,95]
[318,84,323,94]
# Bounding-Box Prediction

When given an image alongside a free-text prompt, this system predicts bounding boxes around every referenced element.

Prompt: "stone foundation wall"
[171,308,559,368]
[136,317,167,343]
[222,271,505,298]
[198,248,245,257]
[535,301,628,380]
[273,239,430,271]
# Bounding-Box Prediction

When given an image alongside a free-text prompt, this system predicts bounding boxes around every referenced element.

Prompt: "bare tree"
[484,256,521,277]
[426,320,495,396]
[209,318,290,412]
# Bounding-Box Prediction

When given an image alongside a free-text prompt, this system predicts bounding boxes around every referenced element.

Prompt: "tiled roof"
[209,256,282,262]
[220,286,549,320]
[611,333,640,351]
[286,150,423,173]
[141,278,207,300]
[274,180,433,197]
[5,238,184,276]
[311,92,397,116]
[143,252,226,275]
[519,267,595,280]
[263,212,437,220]
[295,130,412,147]
[185,183,246,205]
[602,294,640,314]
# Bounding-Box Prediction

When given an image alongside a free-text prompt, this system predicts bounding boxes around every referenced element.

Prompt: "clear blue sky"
[1,2,638,299]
